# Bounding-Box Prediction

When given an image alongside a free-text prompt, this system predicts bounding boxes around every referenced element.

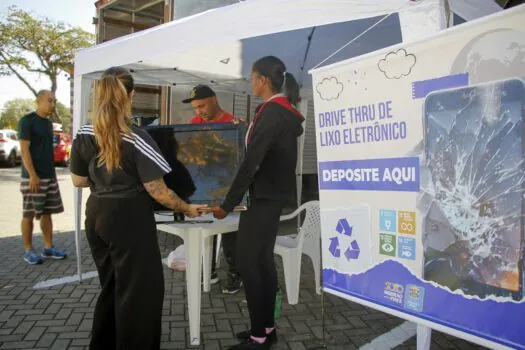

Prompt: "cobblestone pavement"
[0,167,487,349]
[0,228,488,350]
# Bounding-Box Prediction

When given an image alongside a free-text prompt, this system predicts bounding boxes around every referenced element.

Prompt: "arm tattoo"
[71,174,89,188]
[144,178,189,212]
[143,178,163,197]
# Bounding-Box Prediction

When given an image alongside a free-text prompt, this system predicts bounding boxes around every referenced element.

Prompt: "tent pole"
[74,188,83,283]
[414,0,452,342]
[297,99,308,223]
[398,0,449,348]
[72,76,92,283]
[308,226,327,350]
[417,325,432,350]
[298,27,316,87]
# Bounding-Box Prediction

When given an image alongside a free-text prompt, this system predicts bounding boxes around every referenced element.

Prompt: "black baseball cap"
[182,85,216,103]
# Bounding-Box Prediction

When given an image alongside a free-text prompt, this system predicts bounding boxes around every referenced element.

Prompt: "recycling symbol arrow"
[329,218,360,261]
[329,237,341,257]
[336,218,353,236]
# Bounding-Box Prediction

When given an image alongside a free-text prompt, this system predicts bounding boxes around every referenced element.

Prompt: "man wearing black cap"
[183,85,243,294]
[183,85,236,124]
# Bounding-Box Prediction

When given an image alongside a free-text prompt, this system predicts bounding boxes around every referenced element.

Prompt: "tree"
[56,101,72,133]
[0,6,94,98]
[0,98,34,129]
[0,98,71,133]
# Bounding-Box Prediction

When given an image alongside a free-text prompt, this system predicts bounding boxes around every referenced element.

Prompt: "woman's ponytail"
[282,72,300,107]
[93,67,134,173]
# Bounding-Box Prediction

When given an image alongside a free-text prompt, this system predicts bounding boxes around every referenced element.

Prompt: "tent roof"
[75,0,501,93]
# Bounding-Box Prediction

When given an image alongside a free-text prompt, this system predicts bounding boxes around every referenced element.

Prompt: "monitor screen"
[145,123,247,211]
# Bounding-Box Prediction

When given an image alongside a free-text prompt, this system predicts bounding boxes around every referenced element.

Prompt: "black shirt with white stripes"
[70,124,171,198]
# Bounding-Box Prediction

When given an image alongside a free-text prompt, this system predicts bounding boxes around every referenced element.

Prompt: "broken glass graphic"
[419,79,525,300]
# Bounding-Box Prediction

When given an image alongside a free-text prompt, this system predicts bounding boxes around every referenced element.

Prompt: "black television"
[144,122,247,216]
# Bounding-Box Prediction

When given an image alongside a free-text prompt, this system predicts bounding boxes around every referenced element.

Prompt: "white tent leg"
[417,325,432,350]
[296,99,308,225]
[74,188,83,282]
[398,0,447,43]
[398,2,447,346]
[72,76,92,282]
[448,0,502,21]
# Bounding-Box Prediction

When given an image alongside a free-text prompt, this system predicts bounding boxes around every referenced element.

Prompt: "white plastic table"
[155,213,240,346]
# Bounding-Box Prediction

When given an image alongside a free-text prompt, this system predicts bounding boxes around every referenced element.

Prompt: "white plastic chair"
[215,234,222,268]
[274,200,321,305]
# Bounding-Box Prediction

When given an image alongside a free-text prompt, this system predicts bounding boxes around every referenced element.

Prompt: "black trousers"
[85,192,164,350]
[211,231,238,275]
[236,198,284,337]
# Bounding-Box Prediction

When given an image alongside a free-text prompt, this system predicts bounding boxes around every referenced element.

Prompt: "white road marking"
[32,271,99,289]
[360,321,417,350]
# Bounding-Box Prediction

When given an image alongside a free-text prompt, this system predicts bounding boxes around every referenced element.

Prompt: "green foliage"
[0,6,94,96]
[56,101,71,133]
[0,98,71,133]
[0,98,34,129]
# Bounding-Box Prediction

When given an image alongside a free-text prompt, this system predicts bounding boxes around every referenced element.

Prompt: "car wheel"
[7,151,16,168]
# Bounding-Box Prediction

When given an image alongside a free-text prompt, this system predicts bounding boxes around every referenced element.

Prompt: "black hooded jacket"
[221,96,305,212]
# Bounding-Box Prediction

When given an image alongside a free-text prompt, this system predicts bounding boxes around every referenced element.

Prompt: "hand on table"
[211,207,228,220]
[185,204,208,218]
[232,117,246,125]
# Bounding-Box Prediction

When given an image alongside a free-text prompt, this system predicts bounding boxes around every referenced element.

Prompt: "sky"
[0,1,96,110]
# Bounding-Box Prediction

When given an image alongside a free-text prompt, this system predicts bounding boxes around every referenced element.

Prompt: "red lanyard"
[246,96,301,145]
[246,101,271,145]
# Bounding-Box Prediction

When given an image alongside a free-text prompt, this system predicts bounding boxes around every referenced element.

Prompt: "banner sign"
[311,6,525,349]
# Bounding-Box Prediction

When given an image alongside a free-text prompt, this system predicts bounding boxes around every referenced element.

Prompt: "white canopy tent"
[72,0,501,280]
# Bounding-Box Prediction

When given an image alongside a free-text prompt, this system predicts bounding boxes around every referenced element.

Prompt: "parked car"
[53,132,72,166]
[0,129,21,167]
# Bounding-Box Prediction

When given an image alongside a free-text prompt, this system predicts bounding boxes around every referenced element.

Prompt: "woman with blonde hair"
[69,66,205,349]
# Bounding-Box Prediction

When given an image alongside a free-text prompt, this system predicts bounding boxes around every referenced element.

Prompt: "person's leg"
[21,217,34,251]
[211,235,218,282]
[85,196,117,349]
[212,235,217,272]
[111,195,164,350]
[40,178,66,258]
[40,214,52,249]
[236,200,274,338]
[258,202,283,330]
[21,179,35,251]
[222,231,243,294]
[20,179,43,264]
[222,231,238,275]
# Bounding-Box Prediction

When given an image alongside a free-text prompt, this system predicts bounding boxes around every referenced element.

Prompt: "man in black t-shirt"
[18,90,66,265]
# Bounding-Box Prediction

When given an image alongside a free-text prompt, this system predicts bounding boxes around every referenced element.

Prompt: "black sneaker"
[222,273,243,294]
[227,337,270,350]
[236,329,277,345]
